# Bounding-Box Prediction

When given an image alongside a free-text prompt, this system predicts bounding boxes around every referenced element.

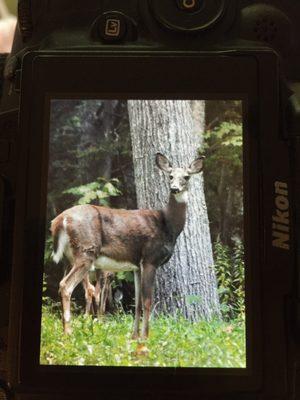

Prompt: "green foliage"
[42,274,48,302]
[208,121,242,148]
[40,305,246,368]
[44,236,54,265]
[115,271,134,284]
[203,102,243,246]
[47,99,134,220]
[64,178,122,206]
[214,239,245,321]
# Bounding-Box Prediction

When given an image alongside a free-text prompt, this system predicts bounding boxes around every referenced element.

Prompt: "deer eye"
[170,175,174,180]
[184,175,190,181]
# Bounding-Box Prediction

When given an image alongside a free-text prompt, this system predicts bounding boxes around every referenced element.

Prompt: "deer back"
[52,204,175,267]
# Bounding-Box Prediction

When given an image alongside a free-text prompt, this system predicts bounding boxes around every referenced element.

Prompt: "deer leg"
[99,273,110,316]
[141,264,156,339]
[94,270,102,317]
[82,273,95,316]
[106,274,114,312]
[132,269,142,339]
[59,258,93,334]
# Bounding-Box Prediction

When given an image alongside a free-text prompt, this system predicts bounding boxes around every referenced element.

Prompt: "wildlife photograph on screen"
[40,99,245,368]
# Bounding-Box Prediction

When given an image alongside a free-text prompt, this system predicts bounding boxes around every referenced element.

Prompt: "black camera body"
[0,1,300,399]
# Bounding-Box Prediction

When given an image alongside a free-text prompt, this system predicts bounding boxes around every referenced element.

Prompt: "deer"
[87,269,115,316]
[51,153,204,339]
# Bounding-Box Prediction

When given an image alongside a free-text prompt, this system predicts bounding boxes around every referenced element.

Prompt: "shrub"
[214,239,245,320]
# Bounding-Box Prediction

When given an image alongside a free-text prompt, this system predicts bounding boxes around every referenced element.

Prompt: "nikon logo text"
[272,181,289,250]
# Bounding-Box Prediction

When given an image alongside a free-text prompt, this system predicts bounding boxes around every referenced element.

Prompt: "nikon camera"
[0,1,300,399]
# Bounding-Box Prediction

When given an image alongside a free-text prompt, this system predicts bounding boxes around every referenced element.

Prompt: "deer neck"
[163,193,187,240]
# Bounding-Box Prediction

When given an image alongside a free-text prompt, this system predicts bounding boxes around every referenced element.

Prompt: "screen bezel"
[9,51,281,397]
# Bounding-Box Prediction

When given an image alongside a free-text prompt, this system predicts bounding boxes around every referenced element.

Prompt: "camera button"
[177,0,202,13]
[98,12,127,42]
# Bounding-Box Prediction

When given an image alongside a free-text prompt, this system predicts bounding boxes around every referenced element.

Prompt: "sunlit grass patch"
[40,305,246,368]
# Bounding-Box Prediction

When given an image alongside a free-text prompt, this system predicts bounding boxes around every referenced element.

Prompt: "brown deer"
[51,153,204,338]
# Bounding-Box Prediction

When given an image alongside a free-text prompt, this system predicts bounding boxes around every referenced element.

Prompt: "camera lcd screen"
[40,98,245,368]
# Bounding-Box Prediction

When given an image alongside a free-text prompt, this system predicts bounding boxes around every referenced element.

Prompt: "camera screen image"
[40,99,245,368]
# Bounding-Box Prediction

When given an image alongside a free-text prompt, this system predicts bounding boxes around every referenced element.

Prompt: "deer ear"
[156,153,172,173]
[187,156,205,175]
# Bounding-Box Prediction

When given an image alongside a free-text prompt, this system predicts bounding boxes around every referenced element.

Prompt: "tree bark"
[128,100,220,321]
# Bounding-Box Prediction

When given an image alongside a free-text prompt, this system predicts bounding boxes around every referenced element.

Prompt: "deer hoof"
[134,343,150,357]
[64,324,72,335]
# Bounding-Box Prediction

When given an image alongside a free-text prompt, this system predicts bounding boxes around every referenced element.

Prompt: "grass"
[40,304,246,368]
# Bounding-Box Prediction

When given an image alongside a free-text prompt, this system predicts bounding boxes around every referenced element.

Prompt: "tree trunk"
[128,100,220,321]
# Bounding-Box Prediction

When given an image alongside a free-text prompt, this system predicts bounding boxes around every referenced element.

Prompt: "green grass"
[40,305,246,368]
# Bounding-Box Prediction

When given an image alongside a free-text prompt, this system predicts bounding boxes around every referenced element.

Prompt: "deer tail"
[50,215,68,264]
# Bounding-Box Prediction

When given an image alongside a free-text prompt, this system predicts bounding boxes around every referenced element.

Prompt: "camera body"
[0,1,300,399]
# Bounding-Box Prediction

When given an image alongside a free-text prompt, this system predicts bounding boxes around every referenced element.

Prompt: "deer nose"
[171,188,180,194]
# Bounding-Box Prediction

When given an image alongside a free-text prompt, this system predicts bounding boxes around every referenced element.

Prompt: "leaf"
[70,116,81,128]
[103,182,121,196]
[218,287,229,295]
[64,181,99,196]
[96,190,110,199]
[62,178,122,206]
[78,191,97,205]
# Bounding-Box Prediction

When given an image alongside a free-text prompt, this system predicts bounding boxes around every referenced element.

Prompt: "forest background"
[41,99,245,367]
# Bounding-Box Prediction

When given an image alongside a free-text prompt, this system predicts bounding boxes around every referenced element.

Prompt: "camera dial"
[149,0,226,32]
[176,0,203,13]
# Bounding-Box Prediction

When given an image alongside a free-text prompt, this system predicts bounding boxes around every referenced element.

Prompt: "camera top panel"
[21,0,238,47]
[6,0,299,81]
